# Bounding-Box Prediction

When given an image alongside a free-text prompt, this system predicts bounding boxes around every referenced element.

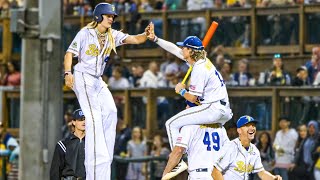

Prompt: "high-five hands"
[145,22,156,42]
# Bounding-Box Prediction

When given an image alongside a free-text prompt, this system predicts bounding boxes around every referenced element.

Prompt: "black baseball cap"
[73,109,85,120]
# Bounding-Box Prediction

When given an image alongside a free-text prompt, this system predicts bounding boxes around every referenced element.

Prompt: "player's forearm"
[125,33,148,44]
[64,52,73,72]
[212,167,224,180]
[156,38,184,60]
[163,147,183,175]
[258,170,277,180]
[183,93,198,103]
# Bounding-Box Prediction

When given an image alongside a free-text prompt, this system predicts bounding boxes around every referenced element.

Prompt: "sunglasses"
[274,54,281,59]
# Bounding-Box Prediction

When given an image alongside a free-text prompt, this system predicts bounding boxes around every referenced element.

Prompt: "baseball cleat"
[162,160,188,180]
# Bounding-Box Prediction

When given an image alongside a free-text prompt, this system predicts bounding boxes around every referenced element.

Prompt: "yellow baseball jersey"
[214,138,264,180]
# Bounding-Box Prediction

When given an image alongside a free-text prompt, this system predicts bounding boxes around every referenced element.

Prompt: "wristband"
[179,88,187,96]
[153,36,158,42]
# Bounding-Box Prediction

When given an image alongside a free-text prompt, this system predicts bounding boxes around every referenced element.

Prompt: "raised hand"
[146,22,157,42]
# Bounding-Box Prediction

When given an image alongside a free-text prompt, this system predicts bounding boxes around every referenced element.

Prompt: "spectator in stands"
[313,133,320,180]
[1,61,21,86]
[150,134,170,180]
[292,66,310,86]
[165,57,180,88]
[0,0,10,17]
[125,126,147,180]
[289,120,319,180]
[259,54,291,86]
[221,59,236,86]
[273,116,298,180]
[254,131,275,180]
[306,47,320,84]
[50,109,86,180]
[215,54,225,72]
[113,116,131,180]
[103,55,131,83]
[260,0,296,45]
[130,65,144,87]
[295,124,308,152]
[160,52,175,87]
[233,58,255,86]
[108,66,130,89]
[139,61,166,88]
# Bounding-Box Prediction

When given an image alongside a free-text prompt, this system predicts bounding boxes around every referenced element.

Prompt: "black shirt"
[50,133,85,180]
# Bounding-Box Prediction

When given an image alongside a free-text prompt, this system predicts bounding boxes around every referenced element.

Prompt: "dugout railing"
[0,5,320,63]
[1,87,320,137]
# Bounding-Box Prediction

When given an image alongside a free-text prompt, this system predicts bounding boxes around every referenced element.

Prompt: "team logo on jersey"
[234,161,253,173]
[72,42,77,48]
[189,85,196,90]
[176,137,182,143]
[85,44,99,57]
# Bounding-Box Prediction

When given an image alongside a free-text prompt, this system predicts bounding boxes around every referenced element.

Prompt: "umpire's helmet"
[176,36,204,50]
[93,3,118,23]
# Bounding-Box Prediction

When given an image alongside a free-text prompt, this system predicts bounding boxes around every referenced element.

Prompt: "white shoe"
[162,160,188,180]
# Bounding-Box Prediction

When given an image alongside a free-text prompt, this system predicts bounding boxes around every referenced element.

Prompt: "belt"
[220,100,226,106]
[62,177,83,180]
[195,168,208,172]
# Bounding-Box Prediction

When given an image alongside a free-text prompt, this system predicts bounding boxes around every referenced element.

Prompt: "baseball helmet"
[236,115,258,128]
[176,36,204,50]
[93,3,118,23]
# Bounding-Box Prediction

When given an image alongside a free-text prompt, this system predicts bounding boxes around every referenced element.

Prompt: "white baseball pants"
[166,100,232,150]
[73,71,117,180]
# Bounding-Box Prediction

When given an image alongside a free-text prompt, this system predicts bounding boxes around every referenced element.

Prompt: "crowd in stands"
[59,106,320,179]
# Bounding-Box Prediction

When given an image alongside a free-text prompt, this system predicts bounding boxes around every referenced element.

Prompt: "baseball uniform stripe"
[168,103,212,149]
[82,73,97,180]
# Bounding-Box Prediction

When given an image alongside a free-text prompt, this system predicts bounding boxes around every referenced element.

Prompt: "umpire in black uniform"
[50,109,86,180]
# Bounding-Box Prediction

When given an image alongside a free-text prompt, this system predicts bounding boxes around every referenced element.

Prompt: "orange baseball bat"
[181,21,219,85]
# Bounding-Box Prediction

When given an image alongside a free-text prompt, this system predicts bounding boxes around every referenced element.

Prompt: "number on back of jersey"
[203,132,220,151]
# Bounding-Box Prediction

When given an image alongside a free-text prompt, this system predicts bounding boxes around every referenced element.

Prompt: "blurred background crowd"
[0,0,319,179]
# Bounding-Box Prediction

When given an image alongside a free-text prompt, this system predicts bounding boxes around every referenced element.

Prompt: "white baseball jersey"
[214,138,264,180]
[67,27,129,77]
[156,38,233,150]
[176,124,230,180]
[67,27,128,180]
[188,58,229,104]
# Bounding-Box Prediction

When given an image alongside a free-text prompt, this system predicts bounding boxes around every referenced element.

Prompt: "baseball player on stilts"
[146,23,233,179]
[212,116,282,180]
[64,3,150,180]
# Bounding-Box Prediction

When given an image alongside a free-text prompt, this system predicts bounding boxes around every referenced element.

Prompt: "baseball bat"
[181,21,219,85]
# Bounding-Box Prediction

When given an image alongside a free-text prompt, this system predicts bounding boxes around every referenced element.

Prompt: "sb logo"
[85,44,99,57]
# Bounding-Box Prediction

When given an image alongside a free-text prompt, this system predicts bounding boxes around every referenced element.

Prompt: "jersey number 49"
[203,132,220,151]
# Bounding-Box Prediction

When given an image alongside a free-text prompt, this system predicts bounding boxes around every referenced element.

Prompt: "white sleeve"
[252,150,264,173]
[67,30,85,57]
[112,29,130,47]
[214,141,234,172]
[156,38,185,61]
[221,127,230,146]
[175,126,194,152]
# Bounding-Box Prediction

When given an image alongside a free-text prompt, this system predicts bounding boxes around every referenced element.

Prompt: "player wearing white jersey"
[64,3,149,180]
[212,116,282,180]
[162,124,229,180]
[146,22,233,177]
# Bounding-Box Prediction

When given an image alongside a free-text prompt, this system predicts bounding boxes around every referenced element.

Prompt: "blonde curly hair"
[190,49,207,61]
